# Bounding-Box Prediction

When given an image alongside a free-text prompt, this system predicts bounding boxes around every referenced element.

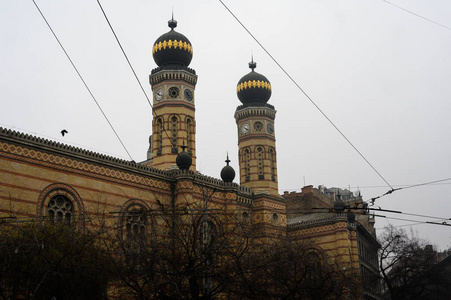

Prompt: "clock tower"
[145,18,197,170]
[234,60,278,195]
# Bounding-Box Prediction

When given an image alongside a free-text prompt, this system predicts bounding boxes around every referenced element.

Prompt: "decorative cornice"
[0,127,254,199]
[234,104,276,121]
[287,213,348,229]
[0,127,172,179]
[150,66,197,79]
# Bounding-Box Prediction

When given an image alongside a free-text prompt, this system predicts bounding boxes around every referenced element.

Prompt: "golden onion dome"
[236,60,271,106]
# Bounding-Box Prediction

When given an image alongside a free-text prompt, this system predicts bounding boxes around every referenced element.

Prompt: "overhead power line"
[381,0,451,31]
[31,0,134,161]
[368,177,451,205]
[373,214,451,227]
[218,0,393,191]
[313,206,450,223]
[96,0,179,150]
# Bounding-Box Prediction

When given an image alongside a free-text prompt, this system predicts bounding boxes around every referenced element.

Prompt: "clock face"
[155,88,163,101]
[267,122,274,134]
[184,89,193,101]
[241,123,250,134]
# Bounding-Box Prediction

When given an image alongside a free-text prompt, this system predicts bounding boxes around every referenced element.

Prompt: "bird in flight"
[61,129,68,136]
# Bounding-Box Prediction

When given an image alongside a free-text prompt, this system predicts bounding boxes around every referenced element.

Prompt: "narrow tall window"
[125,209,147,253]
[171,116,178,153]
[157,118,163,155]
[244,149,250,181]
[47,195,73,225]
[269,148,276,181]
[257,147,264,179]
[187,118,193,153]
[305,251,322,283]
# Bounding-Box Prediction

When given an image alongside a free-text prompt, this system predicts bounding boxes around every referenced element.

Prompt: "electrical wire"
[368,177,451,205]
[31,0,134,161]
[96,0,179,150]
[375,222,425,230]
[373,214,451,227]
[312,206,451,223]
[218,0,393,191]
[400,177,451,190]
[380,0,451,31]
[280,181,451,192]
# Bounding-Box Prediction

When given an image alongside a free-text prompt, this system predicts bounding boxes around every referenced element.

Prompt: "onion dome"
[176,144,192,170]
[152,18,193,67]
[237,60,271,106]
[220,154,235,183]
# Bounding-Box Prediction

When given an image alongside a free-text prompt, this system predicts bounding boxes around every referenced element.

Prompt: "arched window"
[125,208,148,253]
[157,118,163,155]
[305,251,322,282]
[244,148,250,181]
[171,116,178,153]
[269,148,276,181]
[186,118,193,153]
[242,212,250,224]
[257,147,264,179]
[271,213,279,225]
[47,195,73,225]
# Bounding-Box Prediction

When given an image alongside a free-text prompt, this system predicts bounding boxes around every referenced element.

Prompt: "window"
[157,118,163,155]
[272,213,279,224]
[125,209,148,253]
[269,148,276,181]
[171,116,178,153]
[244,149,250,181]
[253,121,263,132]
[305,251,322,282]
[257,147,264,179]
[242,211,250,224]
[47,195,73,225]
[187,118,193,153]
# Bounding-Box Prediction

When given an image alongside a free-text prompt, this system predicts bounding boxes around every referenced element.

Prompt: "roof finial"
[249,52,256,71]
[225,152,231,165]
[168,9,177,30]
[181,138,187,152]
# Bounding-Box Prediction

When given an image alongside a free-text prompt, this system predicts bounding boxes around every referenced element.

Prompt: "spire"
[220,153,235,183]
[249,55,256,71]
[225,152,231,165]
[168,11,177,30]
[176,140,192,170]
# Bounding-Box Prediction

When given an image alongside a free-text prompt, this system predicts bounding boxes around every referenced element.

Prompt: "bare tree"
[107,195,256,299]
[225,238,360,299]
[0,222,114,300]
[378,224,451,299]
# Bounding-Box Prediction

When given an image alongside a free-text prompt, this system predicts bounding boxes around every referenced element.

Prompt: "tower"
[235,60,285,239]
[234,60,278,195]
[146,18,197,170]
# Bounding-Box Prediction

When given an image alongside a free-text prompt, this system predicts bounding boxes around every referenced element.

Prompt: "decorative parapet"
[150,67,197,85]
[0,127,172,180]
[287,213,348,229]
[236,196,253,207]
[234,104,276,121]
[191,172,251,195]
[0,127,256,199]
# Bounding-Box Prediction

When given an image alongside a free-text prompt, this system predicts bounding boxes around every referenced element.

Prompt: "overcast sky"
[1,0,450,250]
